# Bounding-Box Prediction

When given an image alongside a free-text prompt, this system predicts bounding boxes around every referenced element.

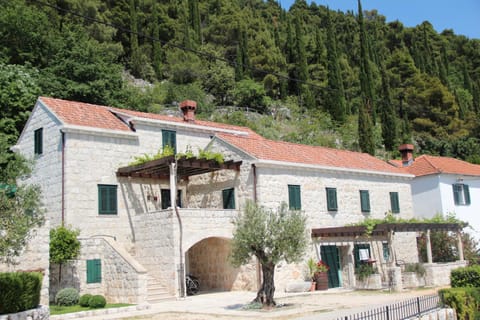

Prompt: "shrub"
[440,288,480,319]
[55,288,79,306]
[451,265,480,287]
[79,294,92,307]
[0,272,43,314]
[88,295,106,308]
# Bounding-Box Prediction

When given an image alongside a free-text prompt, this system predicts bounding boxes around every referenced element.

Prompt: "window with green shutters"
[389,192,400,214]
[162,129,177,153]
[453,184,471,206]
[382,243,390,261]
[161,189,182,209]
[98,185,117,215]
[360,190,370,213]
[86,259,101,283]
[34,128,43,155]
[353,244,370,268]
[222,188,235,209]
[288,185,301,210]
[326,187,338,211]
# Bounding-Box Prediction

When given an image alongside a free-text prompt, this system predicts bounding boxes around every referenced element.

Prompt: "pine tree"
[379,63,398,151]
[325,9,346,122]
[357,0,375,155]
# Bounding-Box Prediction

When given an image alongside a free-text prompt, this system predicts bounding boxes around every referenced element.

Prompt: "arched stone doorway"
[186,237,240,292]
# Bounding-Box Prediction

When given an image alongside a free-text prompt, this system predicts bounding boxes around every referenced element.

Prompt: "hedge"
[451,265,480,288]
[0,272,42,314]
[440,287,480,319]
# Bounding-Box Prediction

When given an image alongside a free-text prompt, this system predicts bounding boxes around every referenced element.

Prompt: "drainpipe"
[61,131,65,226]
[170,161,185,298]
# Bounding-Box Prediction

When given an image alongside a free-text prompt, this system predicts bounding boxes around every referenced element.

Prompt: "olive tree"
[230,201,308,307]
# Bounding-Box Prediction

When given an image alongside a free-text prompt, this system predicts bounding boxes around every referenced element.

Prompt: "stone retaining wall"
[424,261,467,286]
[0,305,49,320]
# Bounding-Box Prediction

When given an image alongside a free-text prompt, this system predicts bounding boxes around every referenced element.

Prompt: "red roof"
[39,97,259,137]
[390,155,480,177]
[218,133,405,174]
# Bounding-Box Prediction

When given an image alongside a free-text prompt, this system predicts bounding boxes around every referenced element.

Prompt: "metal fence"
[336,294,441,320]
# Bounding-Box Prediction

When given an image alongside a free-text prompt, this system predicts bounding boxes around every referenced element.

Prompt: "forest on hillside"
[1,0,480,163]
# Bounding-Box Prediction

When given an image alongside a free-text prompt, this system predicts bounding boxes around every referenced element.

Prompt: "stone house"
[390,144,480,243]
[8,97,421,304]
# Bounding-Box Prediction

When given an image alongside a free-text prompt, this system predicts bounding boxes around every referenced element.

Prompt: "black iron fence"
[336,294,441,320]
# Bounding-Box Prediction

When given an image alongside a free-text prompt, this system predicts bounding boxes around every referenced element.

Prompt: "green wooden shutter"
[288,185,301,210]
[222,188,235,209]
[98,185,117,215]
[326,188,338,211]
[390,192,400,213]
[353,244,370,268]
[464,184,471,205]
[162,130,177,153]
[452,184,461,205]
[360,190,370,213]
[34,128,43,155]
[86,259,101,283]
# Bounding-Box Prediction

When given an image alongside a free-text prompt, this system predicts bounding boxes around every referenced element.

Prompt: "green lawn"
[50,303,132,315]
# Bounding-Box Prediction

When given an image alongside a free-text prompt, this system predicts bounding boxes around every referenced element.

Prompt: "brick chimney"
[399,144,414,166]
[179,100,197,122]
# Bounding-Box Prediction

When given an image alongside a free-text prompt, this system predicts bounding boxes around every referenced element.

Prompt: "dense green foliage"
[0,272,42,314]
[88,295,107,308]
[55,287,80,306]
[1,0,480,160]
[0,137,44,264]
[78,294,93,307]
[230,201,307,306]
[49,226,80,264]
[440,287,480,319]
[450,266,480,288]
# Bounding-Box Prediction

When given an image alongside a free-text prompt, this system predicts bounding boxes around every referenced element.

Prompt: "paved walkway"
[53,287,443,320]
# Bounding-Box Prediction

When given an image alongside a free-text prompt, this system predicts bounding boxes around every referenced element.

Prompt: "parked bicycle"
[185,274,199,295]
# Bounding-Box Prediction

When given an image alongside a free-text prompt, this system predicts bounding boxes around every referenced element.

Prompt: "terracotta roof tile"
[396,155,480,177]
[218,133,404,174]
[39,97,131,131]
[39,97,259,136]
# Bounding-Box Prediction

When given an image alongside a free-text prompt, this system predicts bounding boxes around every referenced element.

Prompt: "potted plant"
[314,260,329,290]
[306,258,318,291]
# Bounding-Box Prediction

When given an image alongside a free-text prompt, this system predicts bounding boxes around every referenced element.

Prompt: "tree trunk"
[253,262,276,307]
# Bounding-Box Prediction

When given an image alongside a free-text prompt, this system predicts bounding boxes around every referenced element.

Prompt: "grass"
[50,303,132,315]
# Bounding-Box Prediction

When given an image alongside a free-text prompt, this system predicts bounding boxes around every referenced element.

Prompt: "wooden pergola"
[311,222,465,263]
[116,155,242,179]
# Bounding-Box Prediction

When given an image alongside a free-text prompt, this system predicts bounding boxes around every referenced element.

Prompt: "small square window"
[161,189,182,209]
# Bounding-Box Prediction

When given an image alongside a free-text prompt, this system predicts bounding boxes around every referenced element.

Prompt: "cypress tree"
[325,9,346,122]
[151,3,162,79]
[188,0,202,45]
[129,0,141,77]
[379,63,398,151]
[357,0,375,155]
[293,15,310,107]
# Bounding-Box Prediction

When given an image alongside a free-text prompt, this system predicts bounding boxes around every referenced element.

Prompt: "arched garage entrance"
[186,237,240,292]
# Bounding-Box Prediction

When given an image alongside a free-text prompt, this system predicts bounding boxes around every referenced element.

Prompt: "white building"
[6,97,429,304]
[391,144,480,243]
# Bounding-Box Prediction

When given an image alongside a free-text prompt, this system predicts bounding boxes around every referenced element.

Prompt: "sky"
[280,0,480,40]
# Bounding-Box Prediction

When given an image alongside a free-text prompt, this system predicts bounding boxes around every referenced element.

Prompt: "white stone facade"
[9,97,425,304]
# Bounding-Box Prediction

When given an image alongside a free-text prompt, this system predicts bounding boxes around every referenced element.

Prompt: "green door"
[320,245,341,288]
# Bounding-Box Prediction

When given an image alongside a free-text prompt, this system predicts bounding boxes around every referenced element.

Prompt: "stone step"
[146,274,174,303]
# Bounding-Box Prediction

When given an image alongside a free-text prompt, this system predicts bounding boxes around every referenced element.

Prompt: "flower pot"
[314,272,328,290]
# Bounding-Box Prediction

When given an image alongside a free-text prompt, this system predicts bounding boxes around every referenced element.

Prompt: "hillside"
[1,0,480,162]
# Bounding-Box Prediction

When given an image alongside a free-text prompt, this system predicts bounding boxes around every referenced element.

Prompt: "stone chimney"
[179,100,197,122]
[399,144,414,166]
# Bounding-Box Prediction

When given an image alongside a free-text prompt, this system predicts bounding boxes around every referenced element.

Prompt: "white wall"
[411,175,443,218]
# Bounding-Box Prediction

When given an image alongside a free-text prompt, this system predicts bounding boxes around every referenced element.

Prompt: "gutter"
[253,159,414,180]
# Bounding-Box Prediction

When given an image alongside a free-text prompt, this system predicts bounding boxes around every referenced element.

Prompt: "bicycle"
[185,274,200,295]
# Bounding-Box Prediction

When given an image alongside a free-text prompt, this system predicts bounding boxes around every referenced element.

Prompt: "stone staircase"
[146,275,174,304]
